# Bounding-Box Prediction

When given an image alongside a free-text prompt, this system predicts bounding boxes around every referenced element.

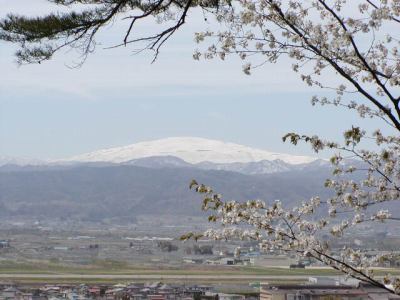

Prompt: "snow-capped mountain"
[62,137,317,165]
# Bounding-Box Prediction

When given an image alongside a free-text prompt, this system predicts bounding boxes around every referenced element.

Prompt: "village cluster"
[2,218,400,271]
[0,282,254,300]
[2,278,400,300]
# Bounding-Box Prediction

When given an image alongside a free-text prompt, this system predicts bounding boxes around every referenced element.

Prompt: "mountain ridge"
[0,137,325,175]
[0,155,330,175]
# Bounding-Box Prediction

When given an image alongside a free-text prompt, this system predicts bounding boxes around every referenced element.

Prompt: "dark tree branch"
[317,0,400,120]
[267,0,400,132]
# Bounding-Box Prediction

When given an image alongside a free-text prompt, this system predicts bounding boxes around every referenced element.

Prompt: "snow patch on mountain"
[0,155,46,167]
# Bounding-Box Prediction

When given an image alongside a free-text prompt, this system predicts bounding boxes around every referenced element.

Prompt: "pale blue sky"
[0,1,386,159]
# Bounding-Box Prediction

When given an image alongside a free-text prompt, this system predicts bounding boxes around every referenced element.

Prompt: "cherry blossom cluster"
[193,0,400,131]
[187,122,400,293]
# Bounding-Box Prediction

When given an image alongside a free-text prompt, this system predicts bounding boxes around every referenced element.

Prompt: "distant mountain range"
[1,137,328,175]
[0,138,336,222]
[0,163,334,222]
